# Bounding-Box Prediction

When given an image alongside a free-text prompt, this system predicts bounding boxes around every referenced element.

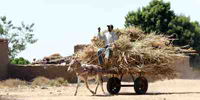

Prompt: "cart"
[104,48,200,94]
[105,71,148,95]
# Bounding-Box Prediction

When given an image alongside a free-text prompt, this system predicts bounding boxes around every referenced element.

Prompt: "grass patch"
[31,77,50,86]
[0,77,68,88]
[0,79,27,87]
[0,97,17,100]
[31,77,68,87]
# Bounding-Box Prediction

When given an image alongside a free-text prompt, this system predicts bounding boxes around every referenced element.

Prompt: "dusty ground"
[1,79,200,100]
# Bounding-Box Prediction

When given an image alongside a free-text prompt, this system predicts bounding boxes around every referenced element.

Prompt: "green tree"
[125,0,200,50]
[167,15,197,46]
[11,57,30,65]
[125,0,175,33]
[0,16,37,58]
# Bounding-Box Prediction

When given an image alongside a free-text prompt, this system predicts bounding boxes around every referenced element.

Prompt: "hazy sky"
[0,0,199,61]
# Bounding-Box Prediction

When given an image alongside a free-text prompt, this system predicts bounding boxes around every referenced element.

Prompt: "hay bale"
[114,27,145,42]
[76,28,185,80]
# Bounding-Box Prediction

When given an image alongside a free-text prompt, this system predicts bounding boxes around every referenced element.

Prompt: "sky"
[0,0,200,61]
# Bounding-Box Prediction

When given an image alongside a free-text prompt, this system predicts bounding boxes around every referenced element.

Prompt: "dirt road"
[1,79,200,100]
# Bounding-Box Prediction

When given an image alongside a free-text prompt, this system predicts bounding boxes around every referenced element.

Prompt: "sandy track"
[1,79,200,100]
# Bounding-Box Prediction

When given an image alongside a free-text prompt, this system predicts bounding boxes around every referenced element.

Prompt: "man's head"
[110,24,114,31]
[107,25,111,32]
[98,27,101,33]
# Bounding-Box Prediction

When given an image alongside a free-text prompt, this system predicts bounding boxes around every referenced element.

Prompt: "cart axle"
[120,85,134,87]
[107,74,148,95]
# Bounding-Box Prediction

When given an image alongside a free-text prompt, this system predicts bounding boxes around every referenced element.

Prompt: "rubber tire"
[134,76,148,94]
[107,77,121,94]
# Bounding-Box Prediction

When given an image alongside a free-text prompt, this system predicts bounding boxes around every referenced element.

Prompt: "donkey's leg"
[94,75,100,94]
[74,77,81,96]
[100,75,105,94]
[84,78,95,95]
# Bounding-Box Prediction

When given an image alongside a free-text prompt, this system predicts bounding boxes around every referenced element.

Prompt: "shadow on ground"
[94,92,200,97]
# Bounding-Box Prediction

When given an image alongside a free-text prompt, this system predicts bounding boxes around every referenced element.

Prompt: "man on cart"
[97,25,118,67]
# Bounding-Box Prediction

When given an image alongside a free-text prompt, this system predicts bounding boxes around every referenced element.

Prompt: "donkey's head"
[67,59,81,72]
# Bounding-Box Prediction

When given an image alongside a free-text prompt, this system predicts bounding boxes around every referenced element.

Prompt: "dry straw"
[77,27,185,80]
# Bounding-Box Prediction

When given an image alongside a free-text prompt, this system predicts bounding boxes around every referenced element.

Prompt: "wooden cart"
[104,70,148,95]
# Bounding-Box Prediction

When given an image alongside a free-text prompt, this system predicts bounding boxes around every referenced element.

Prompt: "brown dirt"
[1,79,200,100]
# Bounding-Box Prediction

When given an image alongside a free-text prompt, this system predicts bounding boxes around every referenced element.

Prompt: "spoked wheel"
[107,77,121,94]
[134,76,148,94]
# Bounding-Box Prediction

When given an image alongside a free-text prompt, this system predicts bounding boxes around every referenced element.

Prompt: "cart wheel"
[134,76,148,94]
[107,77,121,94]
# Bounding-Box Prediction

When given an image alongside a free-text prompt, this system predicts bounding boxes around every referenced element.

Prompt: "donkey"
[67,59,105,96]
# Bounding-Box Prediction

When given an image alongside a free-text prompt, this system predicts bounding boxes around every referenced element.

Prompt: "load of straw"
[77,27,185,80]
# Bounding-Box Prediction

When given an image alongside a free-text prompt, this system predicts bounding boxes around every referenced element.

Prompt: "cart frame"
[105,72,148,95]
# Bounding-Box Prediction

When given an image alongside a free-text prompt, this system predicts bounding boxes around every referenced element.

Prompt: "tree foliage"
[125,0,200,50]
[11,57,30,65]
[0,16,37,58]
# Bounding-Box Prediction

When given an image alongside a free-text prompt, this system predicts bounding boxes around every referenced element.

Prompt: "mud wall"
[189,55,200,69]
[8,64,77,83]
[0,39,8,80]
[175,56,200,79]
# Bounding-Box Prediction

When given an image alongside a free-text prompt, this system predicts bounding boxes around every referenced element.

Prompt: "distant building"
[0,39,8,79]
[74,44,88,53]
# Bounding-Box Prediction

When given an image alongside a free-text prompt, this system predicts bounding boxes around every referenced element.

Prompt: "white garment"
[97,31,118,47]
